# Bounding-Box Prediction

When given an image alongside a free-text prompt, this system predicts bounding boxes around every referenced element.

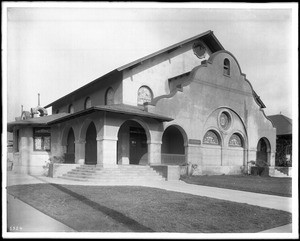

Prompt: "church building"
[7,30,276,179]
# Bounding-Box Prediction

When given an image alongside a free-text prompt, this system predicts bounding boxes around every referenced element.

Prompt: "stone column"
[269,151,276,167]
[97,137,118,168]
[74,139,86,164]
[148,141,162,165]
[118,126,130,165]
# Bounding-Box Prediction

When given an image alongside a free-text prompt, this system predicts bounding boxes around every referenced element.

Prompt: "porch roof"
[7,113,70,132]
[48,104,173,125]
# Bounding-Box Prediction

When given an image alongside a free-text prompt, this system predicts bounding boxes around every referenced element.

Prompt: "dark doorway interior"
[117,121,148,165]
[85,122,97,165]
[129,127,147,165]
[256,138,269,166]
[65,128,75,163]
[161,126,185,165]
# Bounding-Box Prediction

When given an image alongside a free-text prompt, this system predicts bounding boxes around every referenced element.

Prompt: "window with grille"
[33,127,51,151]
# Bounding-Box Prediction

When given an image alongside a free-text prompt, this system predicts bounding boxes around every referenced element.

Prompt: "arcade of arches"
[59,117,272,175]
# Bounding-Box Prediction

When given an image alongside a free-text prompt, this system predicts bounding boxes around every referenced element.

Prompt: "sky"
[3,2,298,122]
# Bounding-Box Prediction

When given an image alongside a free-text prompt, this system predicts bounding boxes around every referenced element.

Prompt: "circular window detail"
[219,112,231,130]
[193,42,206,59]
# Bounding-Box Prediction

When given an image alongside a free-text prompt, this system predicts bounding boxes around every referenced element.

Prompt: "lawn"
[7,184,291,233]
[180,175,292,197]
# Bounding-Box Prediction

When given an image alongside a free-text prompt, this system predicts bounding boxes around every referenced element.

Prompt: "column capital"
[96,136,118,142]
[74,139,86,144]
[147,141,162,145]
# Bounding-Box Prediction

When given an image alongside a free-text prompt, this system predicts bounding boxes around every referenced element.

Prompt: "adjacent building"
[7,30,276,176]
[268,114,292,167]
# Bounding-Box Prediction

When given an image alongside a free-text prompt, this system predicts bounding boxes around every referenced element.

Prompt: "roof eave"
[48,106,173,125]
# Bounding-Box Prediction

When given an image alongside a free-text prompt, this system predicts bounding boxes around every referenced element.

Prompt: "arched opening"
[256,138,271,166]
[85,122,97,165]
[117,120,148,165]
[68,104,74,114]
[84,97,92,109]
[202,130,222,166]
[137,86,153,106]
[223,58,230,75]
[105,87,115,105]
[65,128,75,163]
[161,125,186,165]
[227,133,245,166]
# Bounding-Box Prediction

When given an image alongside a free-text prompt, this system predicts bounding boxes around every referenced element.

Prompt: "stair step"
[59,165,166,183]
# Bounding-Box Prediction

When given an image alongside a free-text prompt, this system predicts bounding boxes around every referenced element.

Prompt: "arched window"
[105,87,114,105]
[84,97,92,109]
[137,86,153,106]
[203,130,220,145]
[229,133,243,147]
[68,104,74,114]
[224,58,230,76]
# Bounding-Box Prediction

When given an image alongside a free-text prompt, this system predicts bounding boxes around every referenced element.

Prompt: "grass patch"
[180,175,292,197]
[7,184,291,233]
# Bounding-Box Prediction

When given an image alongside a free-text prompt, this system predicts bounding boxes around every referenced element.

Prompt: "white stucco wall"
[122,41,211,106]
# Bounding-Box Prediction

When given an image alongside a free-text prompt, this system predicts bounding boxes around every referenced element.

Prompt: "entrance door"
[256,138,270,166]
[129,127,147,165]
[85,122,97,165]
[65,128,75,163]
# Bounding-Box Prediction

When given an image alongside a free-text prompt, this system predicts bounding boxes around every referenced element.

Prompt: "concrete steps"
[58,165,166,183]
[269,169,290,178]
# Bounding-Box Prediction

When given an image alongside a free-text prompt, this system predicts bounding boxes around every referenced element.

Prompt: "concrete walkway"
[5,173,293,233]
[7,194,74,232]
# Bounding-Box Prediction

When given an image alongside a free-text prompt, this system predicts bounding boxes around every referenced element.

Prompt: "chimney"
[38,93,40,106]
[21,105,23,115]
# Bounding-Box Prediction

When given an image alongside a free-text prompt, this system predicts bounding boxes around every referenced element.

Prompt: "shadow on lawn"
[31,176,154,232]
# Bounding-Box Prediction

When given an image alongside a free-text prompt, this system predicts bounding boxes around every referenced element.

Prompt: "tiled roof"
[7,113,70,132]
[48,104,173,125]
[44,30,224,109]
[267,114,292,135]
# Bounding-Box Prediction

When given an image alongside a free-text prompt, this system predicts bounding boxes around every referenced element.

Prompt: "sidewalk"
[7,194,74,232]
[5,173,293,233]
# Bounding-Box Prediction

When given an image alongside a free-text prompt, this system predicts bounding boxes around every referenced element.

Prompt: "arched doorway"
[256,138,271,166]
[65,128,75,163]
[161,125,186,165]
[117,120,148,165]
[85,122,97,165]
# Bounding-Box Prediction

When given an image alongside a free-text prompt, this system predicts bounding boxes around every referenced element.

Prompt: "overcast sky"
[4,2,298,122]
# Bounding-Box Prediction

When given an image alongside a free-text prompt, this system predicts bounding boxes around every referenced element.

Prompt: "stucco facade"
[8,30,276,176]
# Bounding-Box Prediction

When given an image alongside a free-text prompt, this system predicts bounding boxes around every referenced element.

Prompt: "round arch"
[256,137,271,166]
[227,130,248,149]
[202,127,223,146]
[161,125,187,165]
[117,119,149,165]
[118,118,151,143]
[163,124,188,147]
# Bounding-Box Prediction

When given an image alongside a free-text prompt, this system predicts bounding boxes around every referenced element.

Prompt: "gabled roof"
[44,30,224,109]
[117,30,224,71]
[267,114,292,135]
